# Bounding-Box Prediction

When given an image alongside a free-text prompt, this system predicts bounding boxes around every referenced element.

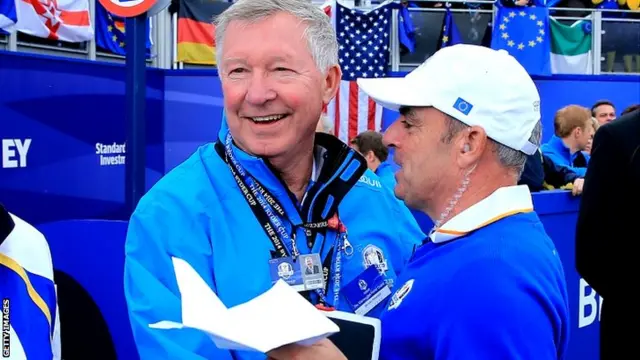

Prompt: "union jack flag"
[325,1,393,143]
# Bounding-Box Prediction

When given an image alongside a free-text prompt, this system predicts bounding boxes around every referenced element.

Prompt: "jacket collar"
[549,135,572,155]
[375,162,395,176]
[214,129,368,225]
[549,135,586,161]
[217,130,350,195]
[430,185,534,244]
[548,135,590,167]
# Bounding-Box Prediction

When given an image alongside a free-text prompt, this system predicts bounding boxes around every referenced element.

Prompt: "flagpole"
[125,14,148,214]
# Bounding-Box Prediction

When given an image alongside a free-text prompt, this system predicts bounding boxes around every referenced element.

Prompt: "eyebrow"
[399,106,419,121]
[221,58,247,68]
[221,54,297,67]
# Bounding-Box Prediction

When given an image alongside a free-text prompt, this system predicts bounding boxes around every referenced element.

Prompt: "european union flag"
[439,8,462,49]
[0,0,17,34]
[398,5,416,54]
[95,1,151,57]
[490,5,551,76]
[453,97,473,116]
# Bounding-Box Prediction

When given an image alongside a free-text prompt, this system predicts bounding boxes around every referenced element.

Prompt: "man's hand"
[267,339,347,360]
[572,178,585,196]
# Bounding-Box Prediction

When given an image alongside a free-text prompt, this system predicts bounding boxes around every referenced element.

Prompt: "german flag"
[177,0,231,66]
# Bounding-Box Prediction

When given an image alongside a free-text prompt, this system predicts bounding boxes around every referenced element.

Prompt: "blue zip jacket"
[124,129,424,360]
[541,135,589,178]
[375,162,398,191]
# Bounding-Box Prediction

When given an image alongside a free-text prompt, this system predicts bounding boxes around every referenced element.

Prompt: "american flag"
[325,1,393,143]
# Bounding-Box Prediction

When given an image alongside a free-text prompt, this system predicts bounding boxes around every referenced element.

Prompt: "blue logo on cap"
[453,97,473,116]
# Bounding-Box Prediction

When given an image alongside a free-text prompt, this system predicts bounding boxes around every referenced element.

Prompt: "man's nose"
[245,74,277,105]
[382,120,400,148]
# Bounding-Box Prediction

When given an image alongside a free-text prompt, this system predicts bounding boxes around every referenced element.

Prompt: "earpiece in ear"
[463,144,470,153]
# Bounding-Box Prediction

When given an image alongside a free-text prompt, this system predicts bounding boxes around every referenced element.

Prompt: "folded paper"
[149,257,340,353]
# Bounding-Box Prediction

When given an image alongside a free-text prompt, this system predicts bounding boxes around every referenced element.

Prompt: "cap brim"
[356,77,431,111]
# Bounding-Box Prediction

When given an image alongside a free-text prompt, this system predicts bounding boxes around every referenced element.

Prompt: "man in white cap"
[268,44,570,360]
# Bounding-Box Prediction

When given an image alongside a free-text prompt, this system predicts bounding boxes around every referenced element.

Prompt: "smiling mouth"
[247,114,288,124]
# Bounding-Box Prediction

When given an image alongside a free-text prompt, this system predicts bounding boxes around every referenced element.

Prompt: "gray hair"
[214,0,339,74]
[442,116,542,176]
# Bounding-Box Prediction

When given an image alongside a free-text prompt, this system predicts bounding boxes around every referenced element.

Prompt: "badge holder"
[269,253,325,292]
[342,266,392,316]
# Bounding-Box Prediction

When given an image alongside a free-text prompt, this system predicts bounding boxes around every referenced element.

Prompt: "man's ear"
[322,65,342,105]
[365,150,376,162]
[456,126,487,169]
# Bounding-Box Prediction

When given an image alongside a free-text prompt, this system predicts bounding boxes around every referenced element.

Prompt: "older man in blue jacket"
[123,0,424,359]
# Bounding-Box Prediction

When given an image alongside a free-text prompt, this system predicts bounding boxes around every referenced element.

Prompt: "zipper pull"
[343,237,354,256]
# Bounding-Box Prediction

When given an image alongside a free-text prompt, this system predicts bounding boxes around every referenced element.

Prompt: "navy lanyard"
[222,133,350,307]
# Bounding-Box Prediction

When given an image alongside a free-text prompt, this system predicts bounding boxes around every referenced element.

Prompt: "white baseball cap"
[357,44,541,155]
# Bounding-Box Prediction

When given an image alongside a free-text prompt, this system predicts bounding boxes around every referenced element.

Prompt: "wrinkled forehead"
[594,104,615,114]
[219,14,314,68]
[221,13,310,51]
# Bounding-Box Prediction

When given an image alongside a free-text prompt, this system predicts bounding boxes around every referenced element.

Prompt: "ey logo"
[2,139,32,168]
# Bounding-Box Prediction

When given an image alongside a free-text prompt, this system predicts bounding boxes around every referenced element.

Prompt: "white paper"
[149,257,340,353]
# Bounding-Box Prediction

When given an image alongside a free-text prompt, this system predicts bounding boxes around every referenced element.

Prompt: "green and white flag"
[550,18,593,75]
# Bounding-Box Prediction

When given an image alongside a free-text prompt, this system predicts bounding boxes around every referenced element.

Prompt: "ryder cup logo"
[277,262,294,280]
[99,0,168,17]
[363,245,388,273]
[359,279,368,292]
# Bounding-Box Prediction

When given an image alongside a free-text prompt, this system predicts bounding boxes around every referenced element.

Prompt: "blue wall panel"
[0,51,165,225]
[163,70,224,172]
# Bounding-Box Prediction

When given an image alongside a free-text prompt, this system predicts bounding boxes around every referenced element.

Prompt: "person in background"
[123,1,424,359]
[576,108,640,359]
[0,204,61,360]
[541,154,585,195]
[591,99,616,125]
[269,44,569,360]
[350,131,398,190]
[541,104,594,177]
[351,132,436,235]
[584,117,599,154]
[517,150,545,192]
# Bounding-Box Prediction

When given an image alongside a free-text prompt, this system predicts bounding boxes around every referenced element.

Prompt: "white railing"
[1,0,638,75]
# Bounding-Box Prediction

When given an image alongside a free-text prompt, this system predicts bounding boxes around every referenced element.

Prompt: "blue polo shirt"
[541,135,588,177]
[379,185,570,360]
